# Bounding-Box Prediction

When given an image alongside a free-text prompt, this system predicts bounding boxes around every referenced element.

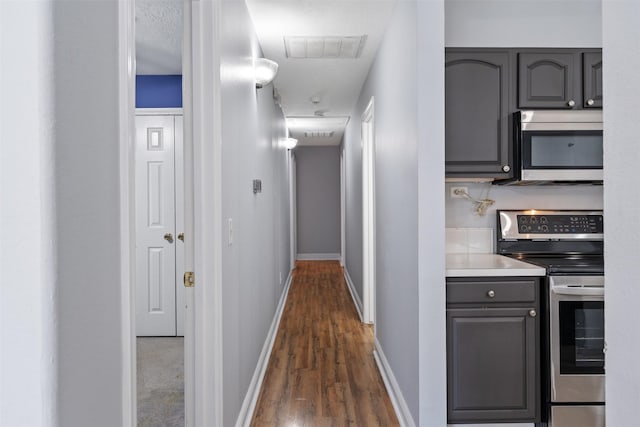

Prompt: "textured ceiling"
[135,0,183,75]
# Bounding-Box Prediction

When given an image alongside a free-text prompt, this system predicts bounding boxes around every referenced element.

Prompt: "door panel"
[445,50,513,178]
[136,115,176,336]
[583,52,603,108]
[518,52,579,109]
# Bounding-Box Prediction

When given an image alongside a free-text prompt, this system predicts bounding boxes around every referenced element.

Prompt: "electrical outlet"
[450,186,468,199]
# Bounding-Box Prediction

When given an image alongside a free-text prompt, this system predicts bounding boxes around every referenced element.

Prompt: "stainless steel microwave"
[502,110,603,185]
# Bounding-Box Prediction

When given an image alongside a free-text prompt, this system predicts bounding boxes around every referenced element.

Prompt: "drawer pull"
[487,290,495,298]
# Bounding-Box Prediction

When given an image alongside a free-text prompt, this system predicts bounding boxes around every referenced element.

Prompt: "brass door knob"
[164,233,174,243]
[178,233,184,242]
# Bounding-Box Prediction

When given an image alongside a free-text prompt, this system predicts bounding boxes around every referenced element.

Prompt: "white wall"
[602,1,640,425]
[295,146,341,257]
[446,0,602,47]
[344,1,447,424]
[218,1,291,424]
[446,183,604,230]
[0,2,57,425]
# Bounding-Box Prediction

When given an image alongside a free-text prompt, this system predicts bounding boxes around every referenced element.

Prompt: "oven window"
[523,131,603,169]
[559,301,605,375]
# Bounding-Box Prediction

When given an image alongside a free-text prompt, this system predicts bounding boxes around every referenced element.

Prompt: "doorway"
[135,111,186,337]
[362,96,376,325]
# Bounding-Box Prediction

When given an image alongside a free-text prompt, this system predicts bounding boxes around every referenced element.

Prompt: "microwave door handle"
[552,286,605,297]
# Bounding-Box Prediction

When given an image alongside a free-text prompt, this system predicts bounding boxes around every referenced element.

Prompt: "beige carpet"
[137,337,184,427]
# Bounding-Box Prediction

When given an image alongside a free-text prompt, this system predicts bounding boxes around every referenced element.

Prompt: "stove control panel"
[498,210,604,241]
[517,214,603,234]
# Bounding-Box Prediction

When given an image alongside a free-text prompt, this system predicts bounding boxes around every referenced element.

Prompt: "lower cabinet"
[446,277,540,424]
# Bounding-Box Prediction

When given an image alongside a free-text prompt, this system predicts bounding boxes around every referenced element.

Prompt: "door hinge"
[184,271,195,288]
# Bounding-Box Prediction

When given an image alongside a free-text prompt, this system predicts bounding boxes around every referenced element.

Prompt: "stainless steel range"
[497,210,605,427]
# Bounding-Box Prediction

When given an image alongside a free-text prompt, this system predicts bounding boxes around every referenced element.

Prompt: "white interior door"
[135,115,177,336]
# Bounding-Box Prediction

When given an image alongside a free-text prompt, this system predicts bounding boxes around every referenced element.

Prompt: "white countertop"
[446,253,546,277]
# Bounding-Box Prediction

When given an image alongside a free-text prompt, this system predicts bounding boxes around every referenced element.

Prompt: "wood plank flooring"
[251,261,399,426]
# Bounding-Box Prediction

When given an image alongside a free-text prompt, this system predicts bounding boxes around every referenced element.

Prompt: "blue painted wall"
[136,75,182,108]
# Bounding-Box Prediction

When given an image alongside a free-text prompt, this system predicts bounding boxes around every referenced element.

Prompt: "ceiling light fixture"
[255,58,279,88]
[282,137,298,150]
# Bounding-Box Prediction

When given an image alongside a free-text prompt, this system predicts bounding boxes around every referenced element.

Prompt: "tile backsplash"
[446,228,494,254]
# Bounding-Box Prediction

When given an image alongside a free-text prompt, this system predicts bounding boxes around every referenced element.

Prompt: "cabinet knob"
[487,290,495,298]
[587,99,595,106]
[529,309,537,318]
[164,233,174,243]
[568,100,576,107]
[502,165,511,173]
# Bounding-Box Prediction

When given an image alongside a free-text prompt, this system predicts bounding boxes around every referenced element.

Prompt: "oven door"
[549,276,605,403]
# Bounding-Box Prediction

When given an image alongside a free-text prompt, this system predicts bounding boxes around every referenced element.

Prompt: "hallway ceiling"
[135,0,396,146]
[246,0,396,145]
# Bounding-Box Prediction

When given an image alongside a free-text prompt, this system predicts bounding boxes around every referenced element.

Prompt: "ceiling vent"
[304,131,335,138]
[284,35,367,59]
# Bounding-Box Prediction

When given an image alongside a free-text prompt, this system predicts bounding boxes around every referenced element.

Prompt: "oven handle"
[551,285,604,297]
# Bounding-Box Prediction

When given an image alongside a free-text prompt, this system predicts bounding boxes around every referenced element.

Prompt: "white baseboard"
[235,270,294,427]
[373,339,417,427]
[296,252,341,261]
[343,268,363,323]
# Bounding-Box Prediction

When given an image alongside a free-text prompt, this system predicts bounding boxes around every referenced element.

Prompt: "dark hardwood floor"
[251,261,399,426]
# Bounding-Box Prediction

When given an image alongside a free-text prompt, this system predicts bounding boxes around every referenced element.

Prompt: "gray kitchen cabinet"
[446,277,540,424]
[518,52,581,109]
[583,52,603,108]
[445,50,514,179]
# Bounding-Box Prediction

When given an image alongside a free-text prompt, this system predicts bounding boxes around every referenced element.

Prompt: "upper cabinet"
[517,50,603,110]
[583,52,603,108]
[445,50,514,180]
[445,48,602,180]
[518,52,581,109]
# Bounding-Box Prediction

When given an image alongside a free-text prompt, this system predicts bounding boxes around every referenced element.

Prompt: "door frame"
[340,148,346,268]
[117,1,136,425]
[118,0,217,425]
[289,150,297,268]
[362,97,376,325]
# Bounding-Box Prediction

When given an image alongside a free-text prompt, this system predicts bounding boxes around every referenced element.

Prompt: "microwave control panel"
[517,214,603,234]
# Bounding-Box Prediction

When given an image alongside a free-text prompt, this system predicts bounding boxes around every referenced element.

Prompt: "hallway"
[251,261,398,426]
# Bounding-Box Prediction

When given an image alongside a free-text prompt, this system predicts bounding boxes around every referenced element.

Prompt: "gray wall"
[218,1,291,425]
[295,145,341,256]
[53,2,123,425]
[603,2,640,425]
[446,0,602,47]
[345,1,425,421]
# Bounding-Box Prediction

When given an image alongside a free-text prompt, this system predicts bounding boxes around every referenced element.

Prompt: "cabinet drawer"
[447,279,537,305]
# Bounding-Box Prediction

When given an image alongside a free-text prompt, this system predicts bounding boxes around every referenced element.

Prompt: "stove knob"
[487,290,495,298]
[529,309,537,318]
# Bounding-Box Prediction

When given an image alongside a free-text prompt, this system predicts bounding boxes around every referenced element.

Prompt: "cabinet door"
[518,52,580,109]
[583,52,603,108]
[447,308,538,423]
[445,51,513,179]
